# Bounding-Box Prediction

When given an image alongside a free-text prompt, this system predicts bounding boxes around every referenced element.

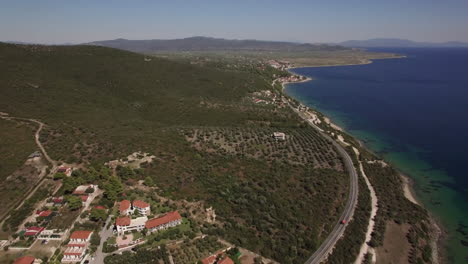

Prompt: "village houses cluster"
[267,59,291,70]
[9,168,101,264]
[8,155,252,264]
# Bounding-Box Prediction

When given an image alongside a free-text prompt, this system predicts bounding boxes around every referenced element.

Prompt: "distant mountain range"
[6,37,467,51]
[86,36,348,53]
[339,38,468,48]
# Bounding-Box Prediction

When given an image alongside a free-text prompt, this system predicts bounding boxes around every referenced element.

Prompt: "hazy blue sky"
[1,0,468,44]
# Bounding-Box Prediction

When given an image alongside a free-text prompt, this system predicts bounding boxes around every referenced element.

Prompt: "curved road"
[0,114,58,222]
[281,97,359,264]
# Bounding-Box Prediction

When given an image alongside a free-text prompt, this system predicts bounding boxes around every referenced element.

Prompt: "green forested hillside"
[0,43,269,126]
[0,43,348,263]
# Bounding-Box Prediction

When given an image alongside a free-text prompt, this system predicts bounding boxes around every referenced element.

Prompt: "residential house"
[115,216,148,234]
[28,151,41,159]
[119,200,131,215]
[201,254,234,264]
[132,200,150,216]
[202,255,217,264]
[37,229,64,241]
[62,231,93,263]
[57,166,73,176]
[80,195,89,206]
[72,184,98,195]
[24,227,44,237]
[273,132,286,140]
[52,197,64,205]
[145,211,182,233]
[119,199,150,216]
[13,256,42,264]
[218,257,234,264]
[72,185,99,208]
[35,210,52,218]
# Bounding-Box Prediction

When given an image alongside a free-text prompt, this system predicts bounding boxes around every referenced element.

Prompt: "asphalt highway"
[285,100,359,264]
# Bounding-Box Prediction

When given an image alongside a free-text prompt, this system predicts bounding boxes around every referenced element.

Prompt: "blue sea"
[285,48,468,263]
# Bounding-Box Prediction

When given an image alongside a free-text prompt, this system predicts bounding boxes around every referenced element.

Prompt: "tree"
[103,176,123,201]
[91,232,101,246]
[53,172,66,180]
[99,166,112,180]
[62,177,80,194]
[116,166,135,181]
[144,176,154,187]
[90,208,107,222]
[90,232,101,253]
[66,195,82,210]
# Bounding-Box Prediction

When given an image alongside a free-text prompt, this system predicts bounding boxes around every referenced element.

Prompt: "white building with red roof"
[119,200,131,215]
[62,230,93,262]
[24,226,44,237]
[72,184,98,195]
[145,211,182,233]
[115,216,148,234]
[13,256,41,264]
[201,251,234,264]
[118,199,150,216]
[57,166,73,176]
[35,210,52,218]
[132,200,150,216]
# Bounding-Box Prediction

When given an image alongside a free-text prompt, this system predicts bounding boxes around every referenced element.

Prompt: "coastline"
[400,173,420,205]
[287,55,407,70]
[279,60,444,263]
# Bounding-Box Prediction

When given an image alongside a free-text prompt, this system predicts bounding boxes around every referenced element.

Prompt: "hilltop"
[87,36,349,53]
[340,38,468,48]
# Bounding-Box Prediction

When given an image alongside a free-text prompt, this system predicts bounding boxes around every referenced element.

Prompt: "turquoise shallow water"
[284,48,468,263]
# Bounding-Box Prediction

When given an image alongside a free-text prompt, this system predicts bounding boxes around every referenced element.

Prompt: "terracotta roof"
[115,216,131,226]
[80,195,89,202]
[218,257,234,264]
[14,256,35,264]
[133,200,149,209]
[201,255,217,264]
[26,226,44,231]
[24,226,44,236]
[64,252,84,256]
[38,210,52,217]
[67,243,86,247]
[57,166,69,172]
[145,211,181,229]
[53,197,63,203]
[119,200,131,212]
[94,205,106,210]
[70,230,92,240]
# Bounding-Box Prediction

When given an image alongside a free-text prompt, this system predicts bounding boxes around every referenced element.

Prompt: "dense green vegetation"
[170,236,224,264]
[104,246,170,264]
[199,161,347,263]
[0,118,36,180]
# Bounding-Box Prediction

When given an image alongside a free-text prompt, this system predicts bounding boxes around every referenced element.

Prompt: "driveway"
[89,215,114,264]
